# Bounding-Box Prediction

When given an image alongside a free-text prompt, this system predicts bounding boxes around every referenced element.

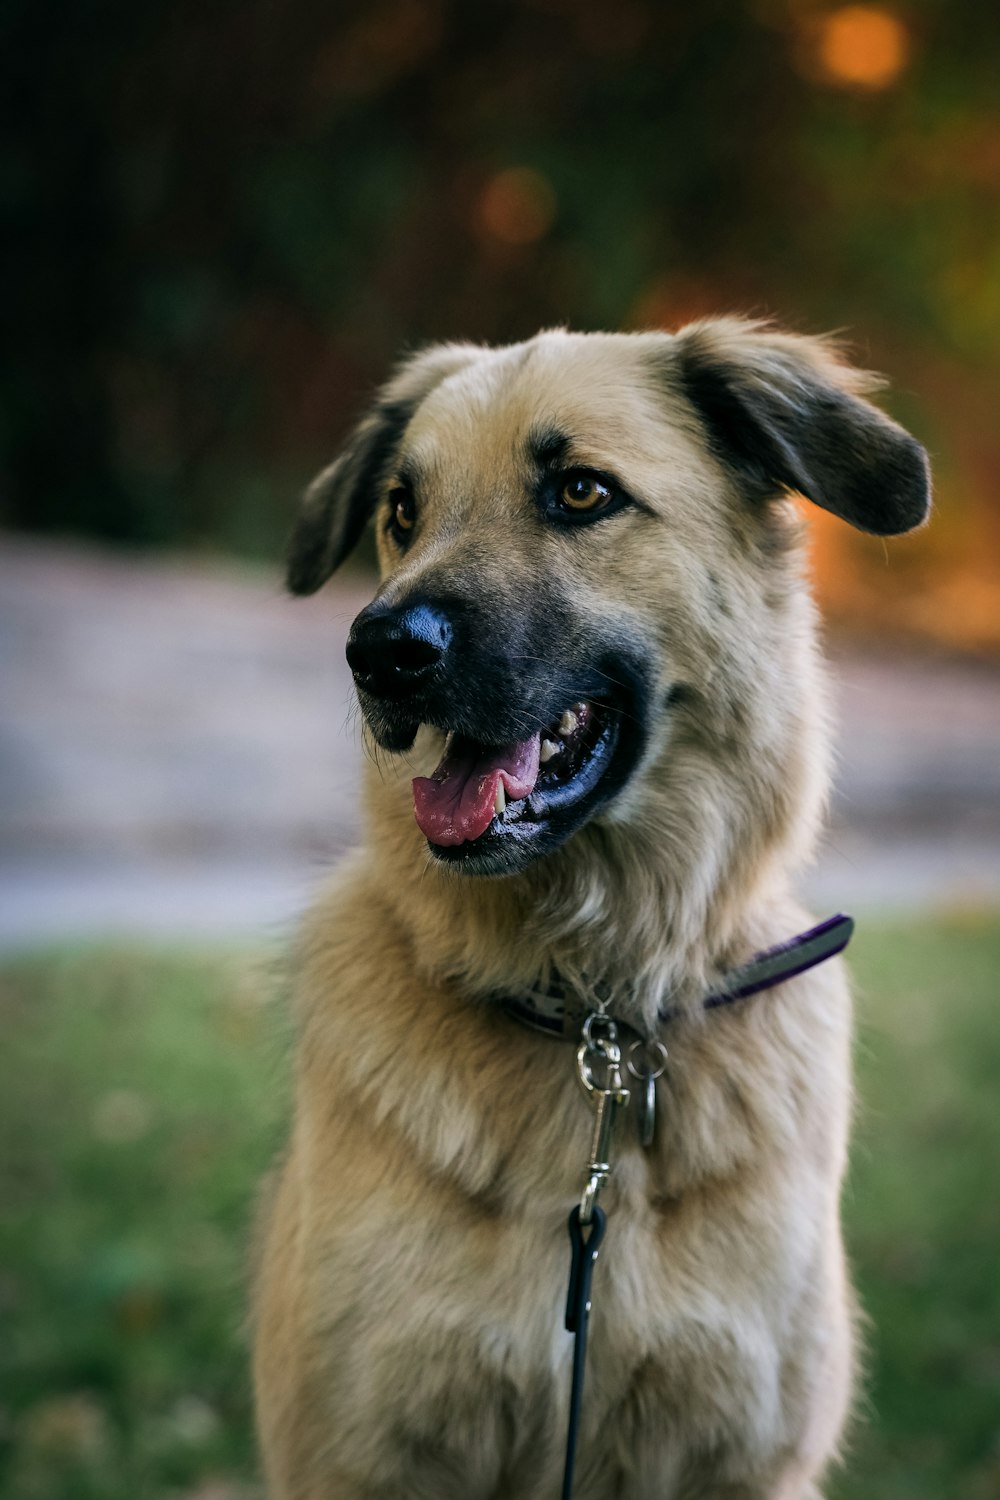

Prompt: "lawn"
[0,919,997,1499]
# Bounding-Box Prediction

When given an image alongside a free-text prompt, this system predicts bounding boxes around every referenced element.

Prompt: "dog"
[253,320,930,1499]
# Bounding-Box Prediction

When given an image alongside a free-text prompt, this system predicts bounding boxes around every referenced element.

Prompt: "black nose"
[346,601,453,699]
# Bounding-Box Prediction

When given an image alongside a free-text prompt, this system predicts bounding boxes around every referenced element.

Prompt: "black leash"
[562,1204,607,1500]
[558,1019,628,1500]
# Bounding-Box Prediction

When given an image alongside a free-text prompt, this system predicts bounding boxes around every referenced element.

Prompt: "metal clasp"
[575,1015,630,1225]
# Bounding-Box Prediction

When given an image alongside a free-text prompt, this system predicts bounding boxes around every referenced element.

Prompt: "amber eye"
[560,473,613,512]
[389,487,416,537]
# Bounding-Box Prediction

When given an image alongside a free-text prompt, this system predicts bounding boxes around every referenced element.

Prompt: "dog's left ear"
[286,342,483,594]
[675,319,931,535]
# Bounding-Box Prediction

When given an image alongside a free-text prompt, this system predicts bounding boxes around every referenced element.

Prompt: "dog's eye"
[542,467,630,528]
[388,487,416,541]
[559,473,615,514]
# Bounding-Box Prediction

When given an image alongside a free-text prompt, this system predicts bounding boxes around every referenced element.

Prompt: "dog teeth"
[539,738,559,763]
[558,709,578,737]
[494,781,506,816]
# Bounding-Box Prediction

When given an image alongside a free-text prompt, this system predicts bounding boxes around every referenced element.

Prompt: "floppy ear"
[675,319,931,536]
[285,343,483,594]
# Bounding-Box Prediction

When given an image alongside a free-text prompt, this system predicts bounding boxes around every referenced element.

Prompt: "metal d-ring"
[576,1020,622,1100]
[581,1012,617,1051]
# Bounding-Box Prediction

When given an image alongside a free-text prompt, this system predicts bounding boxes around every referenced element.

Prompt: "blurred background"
[1,3,998,1498]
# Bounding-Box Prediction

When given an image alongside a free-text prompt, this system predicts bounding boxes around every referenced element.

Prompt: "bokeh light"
[818,5,910,90]
[477,167,557,246]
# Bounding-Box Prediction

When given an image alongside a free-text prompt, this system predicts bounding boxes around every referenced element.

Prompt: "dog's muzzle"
[346,594,652,875]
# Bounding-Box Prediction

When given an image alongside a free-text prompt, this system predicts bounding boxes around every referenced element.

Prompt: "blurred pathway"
[1,536,998,948]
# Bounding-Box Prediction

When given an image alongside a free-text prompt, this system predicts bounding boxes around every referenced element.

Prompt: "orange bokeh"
[477,168,557,246]
[817,5,910,90]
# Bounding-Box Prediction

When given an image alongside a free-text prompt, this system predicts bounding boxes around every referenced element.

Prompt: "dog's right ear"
[286,343,482,595]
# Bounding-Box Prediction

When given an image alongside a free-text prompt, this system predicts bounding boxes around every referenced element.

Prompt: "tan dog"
[253,321,930,1499]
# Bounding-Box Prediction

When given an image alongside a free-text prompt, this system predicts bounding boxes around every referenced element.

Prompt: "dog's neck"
[366,748,825,1035]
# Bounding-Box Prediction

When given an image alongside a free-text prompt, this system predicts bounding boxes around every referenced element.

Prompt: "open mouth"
[412,697,630,873]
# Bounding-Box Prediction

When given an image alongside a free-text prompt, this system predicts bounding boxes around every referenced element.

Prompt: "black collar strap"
[499,913,855,1041]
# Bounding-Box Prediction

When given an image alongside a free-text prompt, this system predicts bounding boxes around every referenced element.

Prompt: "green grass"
[831,914,1000,1500]
[1,920,998,1498]
[0,949,287,1500]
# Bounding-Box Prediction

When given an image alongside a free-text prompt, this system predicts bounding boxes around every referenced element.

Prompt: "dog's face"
[288,323,929,879]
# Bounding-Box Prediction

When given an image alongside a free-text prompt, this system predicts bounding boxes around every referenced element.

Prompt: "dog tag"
[626,1039,668,1149]
[636,1074,656,1149]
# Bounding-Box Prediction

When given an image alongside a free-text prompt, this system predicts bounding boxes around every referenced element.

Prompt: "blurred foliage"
[1,920,998,1497]
[2,0,999,643]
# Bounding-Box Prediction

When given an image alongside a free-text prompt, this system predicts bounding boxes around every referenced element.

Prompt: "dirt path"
[2,536,998,946]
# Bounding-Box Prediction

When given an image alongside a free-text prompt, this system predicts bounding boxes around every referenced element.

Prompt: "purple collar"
[499,913,855,1041]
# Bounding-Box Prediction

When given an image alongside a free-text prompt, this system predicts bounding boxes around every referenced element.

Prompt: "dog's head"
[287,322,930,882]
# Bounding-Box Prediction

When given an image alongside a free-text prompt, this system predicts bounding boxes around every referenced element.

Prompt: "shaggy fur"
[253,321,930,1499]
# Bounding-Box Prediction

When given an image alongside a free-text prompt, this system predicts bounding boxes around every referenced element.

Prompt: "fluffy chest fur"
[256,868,852,1498]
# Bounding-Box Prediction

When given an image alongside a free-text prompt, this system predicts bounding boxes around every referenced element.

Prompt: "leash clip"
[575,1015,630,1225]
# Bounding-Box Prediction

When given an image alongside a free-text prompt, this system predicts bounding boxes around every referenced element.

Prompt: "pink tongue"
[413,734,541,846]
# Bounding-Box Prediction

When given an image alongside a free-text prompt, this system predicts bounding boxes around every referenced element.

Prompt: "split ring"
[626,1038,668,1082]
